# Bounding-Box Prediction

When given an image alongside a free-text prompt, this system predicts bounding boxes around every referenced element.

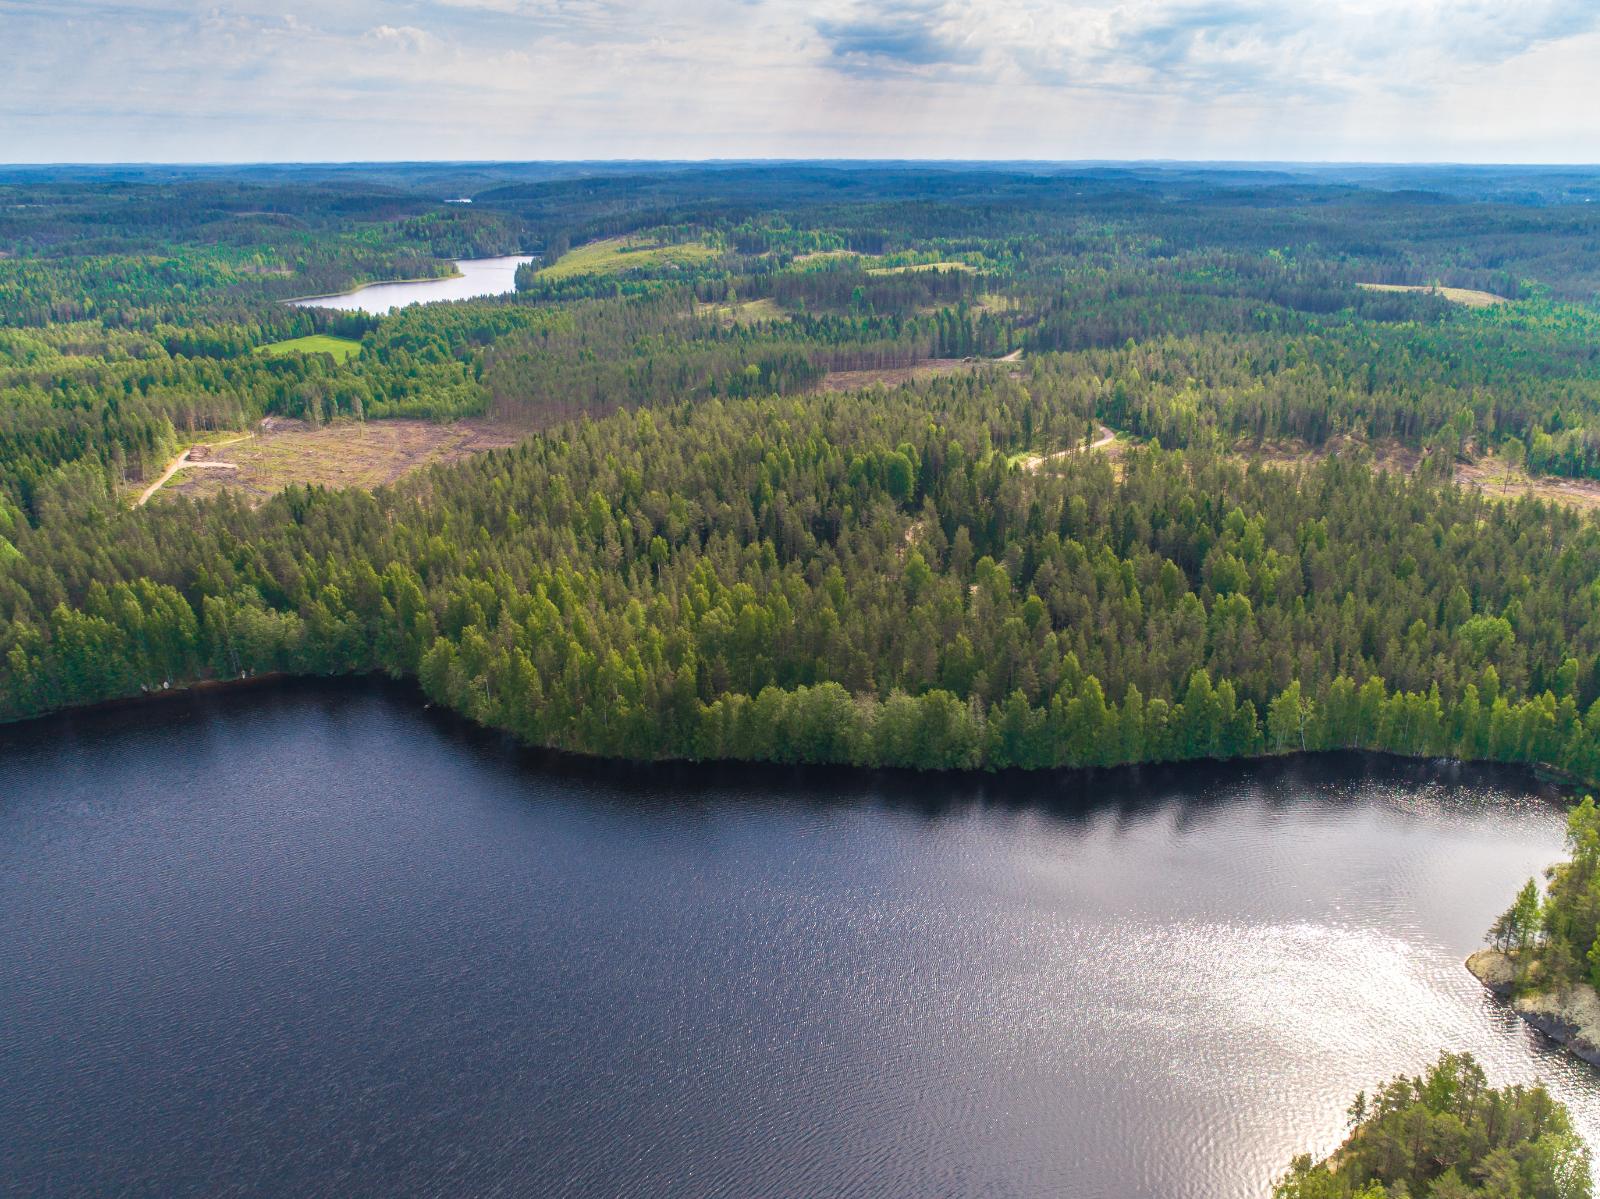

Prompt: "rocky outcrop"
[1466,948,1516,996]
[1467,949,1600,1067]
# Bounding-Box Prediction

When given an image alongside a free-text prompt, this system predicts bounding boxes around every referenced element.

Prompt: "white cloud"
[1,0,1597,161]
[810,0,1600,98]
[365,24,435,51]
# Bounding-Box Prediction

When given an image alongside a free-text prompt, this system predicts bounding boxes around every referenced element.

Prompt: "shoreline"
[1465,949,1600,1068]
[279,253,537,305]
[279,266,465,305]
[2,670,1588,798]
[2,670,300,722]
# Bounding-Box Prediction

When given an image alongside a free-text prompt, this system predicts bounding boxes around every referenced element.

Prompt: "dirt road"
[1018,424,1116,471]
[136,435,251,506]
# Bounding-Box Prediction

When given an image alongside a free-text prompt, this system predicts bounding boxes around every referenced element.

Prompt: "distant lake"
[290,255,535,314]
[2,678,1595,1199]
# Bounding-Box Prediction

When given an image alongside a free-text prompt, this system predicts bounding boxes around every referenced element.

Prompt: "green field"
[537,237,719,281]
[256,334,363,362]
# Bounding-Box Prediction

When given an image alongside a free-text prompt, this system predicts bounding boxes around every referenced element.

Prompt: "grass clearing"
[537,237,719,281]
[1357,282,1509,309]
[972,293,1016,315]
[256,334,363,362]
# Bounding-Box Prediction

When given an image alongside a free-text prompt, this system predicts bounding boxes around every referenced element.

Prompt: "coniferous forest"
[4,163,1600,779]
[1274,1052,1591,1199]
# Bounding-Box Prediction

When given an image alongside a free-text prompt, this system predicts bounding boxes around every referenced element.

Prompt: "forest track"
[1017,424,1116,472]
[136,434,253,506]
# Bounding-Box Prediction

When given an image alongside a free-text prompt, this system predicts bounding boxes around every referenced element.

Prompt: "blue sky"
[4,0,1599,162]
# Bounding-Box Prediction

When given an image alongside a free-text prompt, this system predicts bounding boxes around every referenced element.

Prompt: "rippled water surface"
[289,255,535,314]
[2,680,1595,1199]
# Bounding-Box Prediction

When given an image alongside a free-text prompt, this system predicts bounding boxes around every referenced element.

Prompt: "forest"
[4,163,1600,779]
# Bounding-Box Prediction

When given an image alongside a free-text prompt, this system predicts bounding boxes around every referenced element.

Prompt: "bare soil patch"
[696,297,786,327]
[162,417,524,505]
[819,358,992,392]
[1357,282,1509,309]
[1455,458,1600,512]
[1238,435,1600,514]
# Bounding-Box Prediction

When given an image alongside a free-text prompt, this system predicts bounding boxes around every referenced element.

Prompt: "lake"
[290,255,536,314]
[2,678,1594,1199]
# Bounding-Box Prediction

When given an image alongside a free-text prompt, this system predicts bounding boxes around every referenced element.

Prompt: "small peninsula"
[1274,1051,1590,1199]
[1468,796,1600,1066]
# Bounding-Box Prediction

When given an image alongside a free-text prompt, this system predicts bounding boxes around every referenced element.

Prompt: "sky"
[4,0,1600,163]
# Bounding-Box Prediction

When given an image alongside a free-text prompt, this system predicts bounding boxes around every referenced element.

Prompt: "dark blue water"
[1,679,1594,1198]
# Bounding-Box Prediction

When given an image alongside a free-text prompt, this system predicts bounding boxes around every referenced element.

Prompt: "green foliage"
[1494,797,1600,993]
[1274,1053,1590,1199]
[525,236,721,284]
[7,165,1600,783]
[5,375,1600,781]
[1489,879,1546,955]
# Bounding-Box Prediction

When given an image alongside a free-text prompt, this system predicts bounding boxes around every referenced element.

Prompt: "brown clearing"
[155,417,524,505]
[1356,282,1509,309]
[138,355,998,505]
[1455,458,1600,512]
[819,357,997,392]
[1240,435,1600,513]
[695,297,786,326]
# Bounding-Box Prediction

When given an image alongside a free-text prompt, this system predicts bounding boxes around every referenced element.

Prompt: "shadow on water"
[3,672,1574,827]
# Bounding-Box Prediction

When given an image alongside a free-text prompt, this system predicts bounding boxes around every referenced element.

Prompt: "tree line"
[6,374,1600,784]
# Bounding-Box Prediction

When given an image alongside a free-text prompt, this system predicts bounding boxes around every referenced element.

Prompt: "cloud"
[1,0,1598,161]
[423,0,613,14]
[811,0,1600,100]
[365,23,435,52]
[815,2,982,77]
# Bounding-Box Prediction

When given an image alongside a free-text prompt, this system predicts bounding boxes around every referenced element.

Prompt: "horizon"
[7,157,1600,169]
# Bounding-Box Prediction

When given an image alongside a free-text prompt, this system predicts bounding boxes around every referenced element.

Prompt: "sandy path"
[136,435,252,506]
[1018,424,1116,472]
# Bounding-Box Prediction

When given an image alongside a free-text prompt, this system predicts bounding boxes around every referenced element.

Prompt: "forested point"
[1485,797,1600,995]
[4,164,1600,778]
[1273,1052,1591,1199]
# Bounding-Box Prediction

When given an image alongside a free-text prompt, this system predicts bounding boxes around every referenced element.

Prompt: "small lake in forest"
[1,678,1594,1199]
[289,255,535,314]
